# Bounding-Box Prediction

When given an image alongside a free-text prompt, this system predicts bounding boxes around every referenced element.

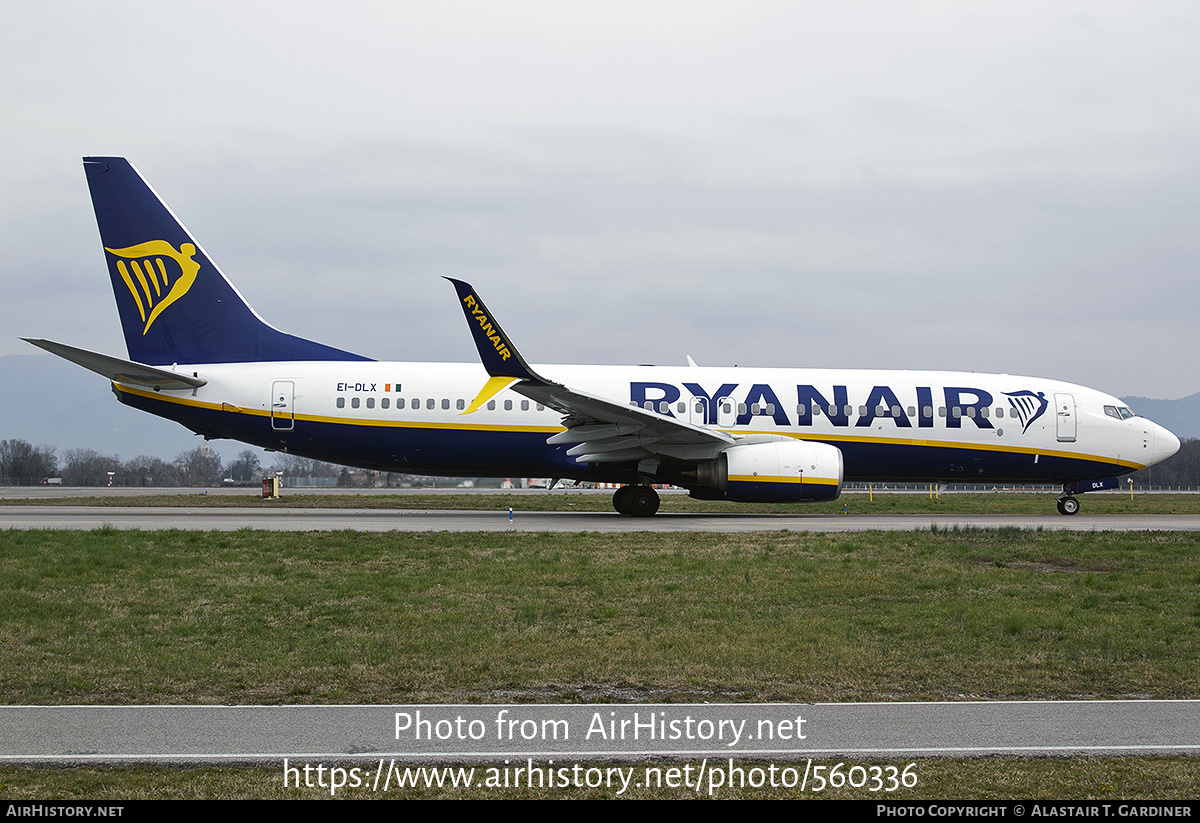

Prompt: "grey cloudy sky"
[3,1,1198,398]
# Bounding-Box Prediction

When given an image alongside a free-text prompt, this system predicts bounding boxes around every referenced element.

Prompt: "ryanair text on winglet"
[462,294,512,361]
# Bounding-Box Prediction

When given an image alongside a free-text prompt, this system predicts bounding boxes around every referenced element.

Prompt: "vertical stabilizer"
[83,157,369,365]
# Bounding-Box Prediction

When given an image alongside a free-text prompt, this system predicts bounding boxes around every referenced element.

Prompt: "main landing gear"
[613,484,660,517]
[1056,494,1080,516]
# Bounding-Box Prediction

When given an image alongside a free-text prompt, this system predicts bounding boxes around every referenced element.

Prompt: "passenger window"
[521,400,529,411]
[766,404,775,414]
[426,398,435,410]
[487,400,495,411]
[457,399,465,410]
[536,403,544,411]
[994,408,1003,418]
[738,403,747,415]
[906,406,915,417]
[381,398,389,409]
[677,402,686,414]
[923,406,932,418]
[336,397,345,408]
[397,398,405,409]
[658,401,668,413]
[366,397,375,409]
[441,398,450,410]
[858,406,867,416]
[938,407,946,417]
[351,397,360,409]
[952,407,962,418]
[504,400,512,411]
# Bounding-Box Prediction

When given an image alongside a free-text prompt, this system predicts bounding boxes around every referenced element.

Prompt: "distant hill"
[1121,393,1200,440]
[0,353,243,463]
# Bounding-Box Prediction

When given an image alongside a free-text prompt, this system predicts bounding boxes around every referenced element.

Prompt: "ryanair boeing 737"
[25,157,1181,516]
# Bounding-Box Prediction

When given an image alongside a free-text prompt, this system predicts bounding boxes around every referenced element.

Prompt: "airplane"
[24,157,1181,517]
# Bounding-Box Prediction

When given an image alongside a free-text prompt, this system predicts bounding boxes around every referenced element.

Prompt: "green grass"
[3,528,1200,704]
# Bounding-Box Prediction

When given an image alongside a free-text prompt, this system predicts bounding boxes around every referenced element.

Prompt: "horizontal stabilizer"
[23,338,207,390]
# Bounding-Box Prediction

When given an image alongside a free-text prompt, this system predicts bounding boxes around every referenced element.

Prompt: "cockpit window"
[1119,406,1134,420]
[1104,405,1136,420]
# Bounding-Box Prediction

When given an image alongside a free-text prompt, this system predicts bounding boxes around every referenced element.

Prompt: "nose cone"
[1149,422,1181,467]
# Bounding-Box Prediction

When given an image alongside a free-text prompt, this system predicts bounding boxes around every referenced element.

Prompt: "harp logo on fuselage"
[104,240,201,335]
[1003,390,1049,434]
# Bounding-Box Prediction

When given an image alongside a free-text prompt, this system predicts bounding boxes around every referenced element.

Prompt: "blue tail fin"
[83,157,370,365]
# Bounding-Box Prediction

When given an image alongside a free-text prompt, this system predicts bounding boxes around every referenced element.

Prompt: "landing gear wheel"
[612,486,634,515]
[1056,496,1080,516]
[627,486,660,517]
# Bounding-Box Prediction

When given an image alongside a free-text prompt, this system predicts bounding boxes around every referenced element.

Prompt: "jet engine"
[689,440,843,503]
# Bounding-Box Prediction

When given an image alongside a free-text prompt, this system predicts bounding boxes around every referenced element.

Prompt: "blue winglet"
[444,278,540,381]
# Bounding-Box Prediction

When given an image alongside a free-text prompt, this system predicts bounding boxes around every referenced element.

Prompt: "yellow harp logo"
[105,241,201,335]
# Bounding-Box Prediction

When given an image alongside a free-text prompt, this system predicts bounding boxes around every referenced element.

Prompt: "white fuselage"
[112,360,1179,484]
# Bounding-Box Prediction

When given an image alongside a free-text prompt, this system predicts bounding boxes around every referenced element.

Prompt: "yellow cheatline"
[760,430,1145,472]
[728,474,837,486]
[461,375,519,415]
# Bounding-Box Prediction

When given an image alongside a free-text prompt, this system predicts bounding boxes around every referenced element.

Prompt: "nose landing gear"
[1056,495,1080,516]
[1055,477,1124,515]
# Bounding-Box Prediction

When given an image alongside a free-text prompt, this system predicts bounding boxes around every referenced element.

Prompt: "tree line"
[0,440,346,487]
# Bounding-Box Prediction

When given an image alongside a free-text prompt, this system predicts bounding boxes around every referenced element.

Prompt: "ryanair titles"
[461,294,512,361]
[631,381,1049,432]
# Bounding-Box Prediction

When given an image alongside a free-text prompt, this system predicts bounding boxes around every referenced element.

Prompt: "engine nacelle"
[691,440,844,503]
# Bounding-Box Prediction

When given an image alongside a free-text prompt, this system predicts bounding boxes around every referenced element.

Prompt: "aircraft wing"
[23,338,208,391]
[446,279,735,465]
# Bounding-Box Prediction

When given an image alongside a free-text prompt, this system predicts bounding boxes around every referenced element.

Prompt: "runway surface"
[2,505,1199,532]
[4,701,1198,764]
